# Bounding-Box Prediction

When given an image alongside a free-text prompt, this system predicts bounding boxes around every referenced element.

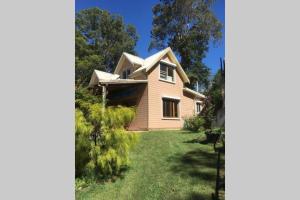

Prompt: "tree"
[200,67,224,129]
[149,0,222,89]
[75,7,139,85]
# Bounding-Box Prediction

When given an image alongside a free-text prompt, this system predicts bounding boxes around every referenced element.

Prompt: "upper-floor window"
[160,63,174,82]
[122,68,131,79]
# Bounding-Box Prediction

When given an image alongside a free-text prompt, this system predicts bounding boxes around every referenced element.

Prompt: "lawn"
[76,130,225,200]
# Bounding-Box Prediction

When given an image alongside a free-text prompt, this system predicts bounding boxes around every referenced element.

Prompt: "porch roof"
[98,79,148,85]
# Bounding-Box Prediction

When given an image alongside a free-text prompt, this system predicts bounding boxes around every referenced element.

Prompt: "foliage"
[149,0,223,89]
[86,127,138,177]
[76,130,225,200]
[208,69,224,112]
[183,115,205,132]
[75,8,139,85]
[75,87,102,119]
[86,104,138,177]
[75,109,93,177]
[75,88,138,178]
[211,127,224,135]
[76,86,102,104]
[201,69,224,129]
[201,102,215,129]
[75,177,93,192]
[102,106,136,129]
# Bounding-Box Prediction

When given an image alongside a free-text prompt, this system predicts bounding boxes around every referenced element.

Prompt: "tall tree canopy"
[76,8,139,85]
[149,0,222,89]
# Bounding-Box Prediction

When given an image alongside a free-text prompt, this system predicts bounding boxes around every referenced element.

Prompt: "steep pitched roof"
[114,52,144,74]
[123,52,144,65]
[114,47,190,83]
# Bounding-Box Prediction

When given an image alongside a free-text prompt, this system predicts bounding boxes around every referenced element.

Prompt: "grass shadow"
[184,138,211,144]
[172,192,210,200]
[168,149,218,182]
[168,147,225,200]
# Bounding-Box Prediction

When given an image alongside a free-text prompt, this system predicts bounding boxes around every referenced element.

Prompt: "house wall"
[147,54,199,130]
[128,84,148,131]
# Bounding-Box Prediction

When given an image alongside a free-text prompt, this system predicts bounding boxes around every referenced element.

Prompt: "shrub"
[183,115,205,132]
[75,178,89,191]
[87,127,138,176]
[88,104,136,129]
[85,103,138,178]
[75,109,93,177]
[204,127,225,144]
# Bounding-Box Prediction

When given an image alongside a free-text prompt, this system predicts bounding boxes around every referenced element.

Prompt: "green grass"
[76,130,225,200]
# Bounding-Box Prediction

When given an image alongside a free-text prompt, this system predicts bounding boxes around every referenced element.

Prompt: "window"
[196,102,201,114]
[160,63,174,82]
[163,98,179,118]
[122,68,131,79]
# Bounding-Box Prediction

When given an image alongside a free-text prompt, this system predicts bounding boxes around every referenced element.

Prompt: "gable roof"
[88,70,120,87]
[114,53,144,75]
[114,47,190,83]
[123,52,144,65]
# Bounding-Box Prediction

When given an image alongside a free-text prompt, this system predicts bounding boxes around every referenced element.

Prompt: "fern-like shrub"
[85,104,138,178]
[75,109,93,177]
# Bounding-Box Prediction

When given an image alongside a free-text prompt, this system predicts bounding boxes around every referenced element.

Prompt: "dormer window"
[122,68,131,79]
[160,62,175,82]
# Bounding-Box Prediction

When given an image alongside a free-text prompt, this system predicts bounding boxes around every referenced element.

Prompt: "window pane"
[167,67,174,81]
[160,64,167,79]
[163,98,179,118]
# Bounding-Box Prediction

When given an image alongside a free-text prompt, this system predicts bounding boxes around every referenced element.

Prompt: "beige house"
[88,47,205,130]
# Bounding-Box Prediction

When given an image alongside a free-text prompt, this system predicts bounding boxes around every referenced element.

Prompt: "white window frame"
[195,100,202,114]
[159,61,176,84]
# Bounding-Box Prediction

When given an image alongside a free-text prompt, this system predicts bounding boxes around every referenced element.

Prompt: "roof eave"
[183,87,206,99]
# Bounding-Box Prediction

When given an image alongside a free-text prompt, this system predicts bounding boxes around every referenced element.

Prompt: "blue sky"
[76,0,224,75]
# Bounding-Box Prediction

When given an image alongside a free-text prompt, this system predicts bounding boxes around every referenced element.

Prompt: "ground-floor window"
[162,98,179,118]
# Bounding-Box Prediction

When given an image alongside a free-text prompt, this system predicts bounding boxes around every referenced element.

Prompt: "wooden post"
[102,85,107,112]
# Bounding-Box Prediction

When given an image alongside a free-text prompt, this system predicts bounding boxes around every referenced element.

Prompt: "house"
[88,47,205,130]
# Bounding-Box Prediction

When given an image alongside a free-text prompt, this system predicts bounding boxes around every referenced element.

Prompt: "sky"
[75,0,225,75]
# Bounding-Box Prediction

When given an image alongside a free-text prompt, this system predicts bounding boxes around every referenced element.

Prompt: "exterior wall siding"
[128,84,148,130]
[147,55,198,130]
[119,53,202,130]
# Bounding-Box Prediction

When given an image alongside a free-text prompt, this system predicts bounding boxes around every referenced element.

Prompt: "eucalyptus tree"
[149,0,222,89]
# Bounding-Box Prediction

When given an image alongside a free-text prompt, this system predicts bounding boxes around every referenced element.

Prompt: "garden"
[75,85,225,200]
[76,130,224,200]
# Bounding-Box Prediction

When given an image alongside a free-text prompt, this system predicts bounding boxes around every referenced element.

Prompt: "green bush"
[88,104,136,129]
[75,109,93,177]
[86,127,138,176]
[86,104,138,177]
[183,115,205,132]
[75,178,90,191]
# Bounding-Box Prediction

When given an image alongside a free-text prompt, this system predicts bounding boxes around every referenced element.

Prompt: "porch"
[91,79,148,107]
